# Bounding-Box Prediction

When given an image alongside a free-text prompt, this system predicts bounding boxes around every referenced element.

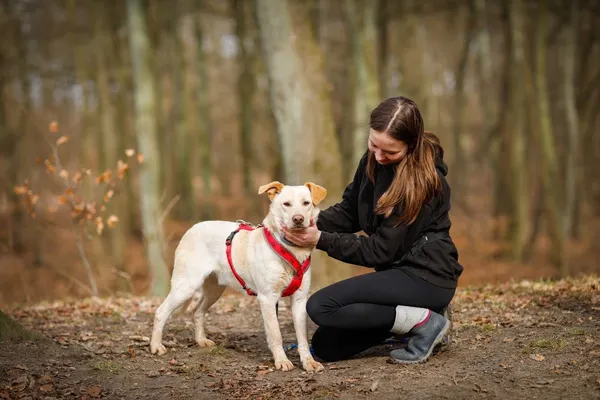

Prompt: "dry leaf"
[137,153,144,164]
[370,381,379,392]
[72,171,83,183]
[125,148,135,157]
[30,193,40,205]
[104,189,115,203]
[49,121,59,133]
[11,374,28,391]
[59,169,69,180]
[117,160,129,179]
[530,354,545,361]
[45,160,56,174]
[58,195,69,204]
[87,386,102,398]
[96,169,113,184]
[56,135,69,146]
[95,217,104,235]
[39,383,54,393]
[107,215,119,228]
[14,185,28,195]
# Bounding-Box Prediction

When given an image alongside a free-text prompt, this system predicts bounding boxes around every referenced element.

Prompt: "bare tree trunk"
[507,0,528,261]
[127,0,170,296]
[535,0,566,273]
[177,1,200,221]
[344,0,381,175]
[195,12,212,219]
[95,3,127,273]
[452,0,477,206]
[256,0,350,289]
[234,0,255,196]
[491,1,513,243]
[562,0,580,241]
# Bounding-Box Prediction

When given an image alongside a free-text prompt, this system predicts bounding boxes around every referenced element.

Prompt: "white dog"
[150,181,327,372]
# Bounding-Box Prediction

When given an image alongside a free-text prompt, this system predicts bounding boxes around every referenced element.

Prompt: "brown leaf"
[96,170,113,184]
[14,365,28,371]
[49,121,59,133]
[106,215,119,228]
[45,160,56,174]
[117,160,129,180]
[530,354,545,361]
[137,153,144,164]
[95,217,104,235]
[72,171,83,184]
[87,386,102,398]
[30,193,40,205]
[103,189,115,203]
[11,374,28,391]
[58,195,69,204]
[370,381,379,392]
[14,185,28,195]
[39,383,53,393]
[59,169,69,180]
[169,359,178,366]
[56,135,69,146]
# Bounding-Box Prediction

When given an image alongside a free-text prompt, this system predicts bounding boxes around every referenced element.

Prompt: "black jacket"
[316,151,463,289]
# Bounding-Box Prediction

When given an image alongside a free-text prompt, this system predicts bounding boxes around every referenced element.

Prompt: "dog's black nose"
[292,214,304,225]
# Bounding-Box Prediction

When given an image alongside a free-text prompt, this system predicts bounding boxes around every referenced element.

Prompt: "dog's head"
[258,181,327,232]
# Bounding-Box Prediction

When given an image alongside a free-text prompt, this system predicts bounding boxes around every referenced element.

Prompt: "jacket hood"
[435,155,448,176]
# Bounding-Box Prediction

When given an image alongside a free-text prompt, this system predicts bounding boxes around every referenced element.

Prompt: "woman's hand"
[282,219,321,247]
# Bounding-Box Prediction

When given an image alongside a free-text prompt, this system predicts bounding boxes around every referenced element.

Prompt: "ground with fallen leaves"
[1,275,600,400]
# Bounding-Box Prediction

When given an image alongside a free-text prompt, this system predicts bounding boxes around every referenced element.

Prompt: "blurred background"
[0,0,599,306]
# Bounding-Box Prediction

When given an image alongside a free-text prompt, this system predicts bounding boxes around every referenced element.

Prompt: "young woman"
[282,96,463,364]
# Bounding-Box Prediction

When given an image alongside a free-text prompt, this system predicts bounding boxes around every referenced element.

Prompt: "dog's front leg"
[257,294,294,371]
[291,292,324,372]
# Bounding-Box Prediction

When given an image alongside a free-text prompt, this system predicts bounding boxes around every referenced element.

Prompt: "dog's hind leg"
[193,273,226,348]
[150,258,210,355]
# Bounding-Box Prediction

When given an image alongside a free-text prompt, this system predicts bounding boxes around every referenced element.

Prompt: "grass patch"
[0,311,40,342]
[480,323,496,332]
[522,338,566,354]
[569,329,585,336]
[92,360,121,374]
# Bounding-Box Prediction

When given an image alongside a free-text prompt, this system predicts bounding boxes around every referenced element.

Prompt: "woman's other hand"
[282,219,321,247]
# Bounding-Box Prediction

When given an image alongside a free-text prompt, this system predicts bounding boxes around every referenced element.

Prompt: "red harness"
[225,222,311,297]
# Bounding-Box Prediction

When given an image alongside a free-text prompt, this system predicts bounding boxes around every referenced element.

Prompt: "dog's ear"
[258,181,285,201]
[304,182,327,206]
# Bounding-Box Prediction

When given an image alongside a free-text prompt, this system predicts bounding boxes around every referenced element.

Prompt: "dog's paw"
[196,338,216,348]
[274,358,295,372]
[150,342,167,356]
[302,358,324,372]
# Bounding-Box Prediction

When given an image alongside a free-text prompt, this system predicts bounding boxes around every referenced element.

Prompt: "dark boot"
[389,311,450,364]
[435,304,453,351]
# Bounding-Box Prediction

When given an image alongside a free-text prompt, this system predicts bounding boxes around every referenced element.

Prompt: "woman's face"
[368,129,408,165]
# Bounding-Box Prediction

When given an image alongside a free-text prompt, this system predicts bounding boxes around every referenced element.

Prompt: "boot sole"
[388,319,451,365]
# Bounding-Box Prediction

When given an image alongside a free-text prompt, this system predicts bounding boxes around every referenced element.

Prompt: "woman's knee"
[306,289,334,327]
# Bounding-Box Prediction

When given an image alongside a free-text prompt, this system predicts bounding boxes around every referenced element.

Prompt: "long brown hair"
[366,96,444,225]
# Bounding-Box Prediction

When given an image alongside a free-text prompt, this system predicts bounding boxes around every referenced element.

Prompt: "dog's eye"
[303,201,311,206]
[283,201,291,207]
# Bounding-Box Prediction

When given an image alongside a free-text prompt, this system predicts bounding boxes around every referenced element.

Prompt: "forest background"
[1,0,599,305]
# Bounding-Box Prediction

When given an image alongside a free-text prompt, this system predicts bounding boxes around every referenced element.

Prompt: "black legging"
[306,268,455,362]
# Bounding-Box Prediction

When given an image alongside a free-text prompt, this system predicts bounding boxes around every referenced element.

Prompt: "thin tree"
[535,0,566,272]
[127,0,170,296]
[343,0,381,176]
[255,0,350,289]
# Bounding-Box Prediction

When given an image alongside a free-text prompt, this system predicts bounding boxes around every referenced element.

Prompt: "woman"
[283,96,463,364]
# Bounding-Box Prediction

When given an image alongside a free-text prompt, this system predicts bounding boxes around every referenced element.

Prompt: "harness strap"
[262,227,311,297]
[225,223,311,298]
[225,224,258,296]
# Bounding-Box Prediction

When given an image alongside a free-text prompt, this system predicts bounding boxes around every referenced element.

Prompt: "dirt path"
[1,276,599,400]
